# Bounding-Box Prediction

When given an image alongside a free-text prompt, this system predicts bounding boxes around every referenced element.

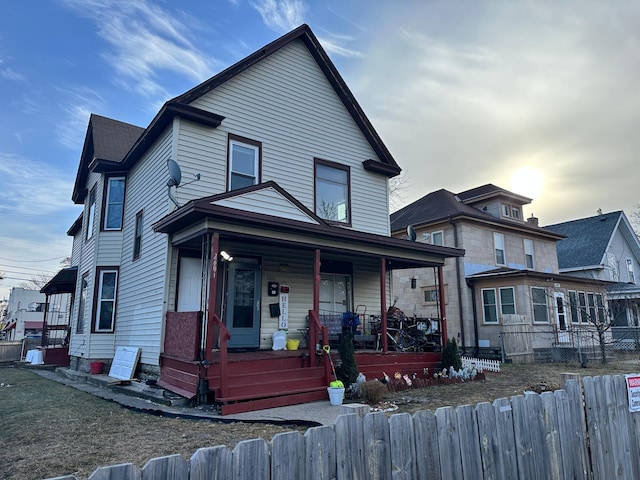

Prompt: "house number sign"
[279,285,289,329]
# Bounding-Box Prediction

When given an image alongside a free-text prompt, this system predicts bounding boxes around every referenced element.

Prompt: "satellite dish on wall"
[167,159,182,187]
[407,225,417,242]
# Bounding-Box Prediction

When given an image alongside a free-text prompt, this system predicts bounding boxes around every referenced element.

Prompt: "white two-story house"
[56,25,462,413]
[391,184,611,363]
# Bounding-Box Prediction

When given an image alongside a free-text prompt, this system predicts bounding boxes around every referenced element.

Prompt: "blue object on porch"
[342,312,360,338]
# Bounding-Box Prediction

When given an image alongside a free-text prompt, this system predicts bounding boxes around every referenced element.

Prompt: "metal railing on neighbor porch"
[496,325,640,364]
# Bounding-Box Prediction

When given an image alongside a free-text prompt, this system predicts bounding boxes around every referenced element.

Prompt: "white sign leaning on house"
[625,374,640,412]
[279,286,289,330]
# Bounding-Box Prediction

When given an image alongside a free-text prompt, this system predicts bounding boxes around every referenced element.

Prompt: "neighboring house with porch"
[2,287,45,342]
[55,25,462,413]
[390,184,611,363]
[545,210,640,348]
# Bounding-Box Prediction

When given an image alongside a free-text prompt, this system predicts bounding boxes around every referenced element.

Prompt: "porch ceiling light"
[220,250,233,262]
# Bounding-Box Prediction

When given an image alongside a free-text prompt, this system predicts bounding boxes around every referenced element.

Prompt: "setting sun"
[510,167,545,199]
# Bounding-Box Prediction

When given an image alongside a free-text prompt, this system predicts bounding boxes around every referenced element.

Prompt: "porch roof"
[40,267,78,295]
[466,267,613,287]
[153,182,464,269]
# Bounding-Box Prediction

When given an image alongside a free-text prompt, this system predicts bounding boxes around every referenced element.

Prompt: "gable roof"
[72,24,399,204]
[545,211,625,270]
[390,188,562,240]
[72,114,145,203]
[457,183,532,205]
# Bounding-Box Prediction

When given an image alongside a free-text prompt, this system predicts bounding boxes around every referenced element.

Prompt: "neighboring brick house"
[391,184,611,362]
[546,211,640,346]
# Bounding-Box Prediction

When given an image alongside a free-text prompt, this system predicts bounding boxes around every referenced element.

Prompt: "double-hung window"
[315,159,350,224]
[431,230,444,246]
[86,187,96,241]
[627,258,636,283]
[531,287,549,322]
[524,239,534,269]
[133,210,143,260]
[76,272,89,334]
[499,287,516,315]
[578,292,588,323]
[228,135,261,191]
[482,288,498,323]
[494,232,506,266]
[595,293,606,323]
[568,291,579,324]
[104,176,125,230]
[94,267,118,333]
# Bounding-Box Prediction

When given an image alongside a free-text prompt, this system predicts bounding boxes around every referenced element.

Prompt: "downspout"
[467,278,480,357]
[448,216,466,353]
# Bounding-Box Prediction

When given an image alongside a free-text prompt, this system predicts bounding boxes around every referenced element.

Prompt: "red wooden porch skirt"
[164,311,201,361]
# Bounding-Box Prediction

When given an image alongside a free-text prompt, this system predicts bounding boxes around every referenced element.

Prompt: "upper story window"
[228,134,261,191]
[133,210,143,260]
[431,230,444,246]
[314,159,350,224]
[93,267,118,333]
[502,205,510,217]
[103,177,125,230]
[511,207,520,219]
[493,232,506,266]
[627,258,636,283]
[524,239,535,269]
[531,286,549,322]
[85,186,96,241]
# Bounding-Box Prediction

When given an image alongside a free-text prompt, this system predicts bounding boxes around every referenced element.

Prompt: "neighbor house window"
[315,159,350,224]
[531,287,549,322]
[499,287,516,315]
[133,210,143,260]
[587,293,596,322]
[482,288,498,323]
[76,272,89,334]
[568,291,579,324]
[627,258,635,283]
[512,207,520,219]
[502,205,510,217]
[431,230,444,246]
[103,176,125,230]
[596,293,606,323]
[85,186,96,241]
[524,239,535,269]
[93,267,118,333]
[493,232,506,265]
[578,291,588,323]
[228,134,261,191]
[423,288,439,304]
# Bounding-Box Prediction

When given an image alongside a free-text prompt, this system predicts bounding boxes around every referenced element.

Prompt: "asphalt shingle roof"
[90,114,144,163]
[545,211,622,269]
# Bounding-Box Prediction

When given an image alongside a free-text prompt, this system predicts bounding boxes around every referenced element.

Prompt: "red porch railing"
[209,314,231,398]
[308,309,331,385]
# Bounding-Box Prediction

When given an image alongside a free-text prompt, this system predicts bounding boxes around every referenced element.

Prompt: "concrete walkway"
[28,365,368,426]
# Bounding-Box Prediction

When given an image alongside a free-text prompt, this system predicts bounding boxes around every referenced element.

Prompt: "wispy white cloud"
[59,0,220,100]
[54,86,105,150]
[252,0,305,32]
[1,67,25,81]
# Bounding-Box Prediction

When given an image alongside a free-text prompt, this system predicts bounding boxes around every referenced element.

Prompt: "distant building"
[2,287,46,341]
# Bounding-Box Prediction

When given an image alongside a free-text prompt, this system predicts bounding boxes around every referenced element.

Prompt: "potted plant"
[323,345,346,405]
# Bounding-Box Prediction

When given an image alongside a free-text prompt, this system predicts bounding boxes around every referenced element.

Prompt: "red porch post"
[380,257,388,353]
[437,266,448,344]
[309,249,320,359]
[205,232,220,361]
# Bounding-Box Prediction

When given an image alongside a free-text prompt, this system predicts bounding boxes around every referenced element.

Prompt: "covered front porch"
[153,183,463,413]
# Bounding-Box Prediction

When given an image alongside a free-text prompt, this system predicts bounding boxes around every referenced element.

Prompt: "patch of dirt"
[2,359,640,479]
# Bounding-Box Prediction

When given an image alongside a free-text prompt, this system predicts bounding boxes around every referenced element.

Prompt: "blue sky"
[1,0,640,299]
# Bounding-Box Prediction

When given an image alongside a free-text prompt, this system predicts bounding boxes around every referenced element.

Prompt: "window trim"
[76,272,89,334]
[314,158,352,226]
[493,232,506,266]
[511,207,520,219]
[577,291,588,323]
[568,290,579,324]
[524,238,535,269]
[85,186,96,241]
[627,258,635,284]
[531,286,549,323]
[431,230,444,246]
[481,288,498,323]
[502,204,510,217]
[92,267,119,333]
[133,209,143,261]
[227,133,262,191]
[499,286,516,315]
[422,286,444,305]
[102,175,126,231]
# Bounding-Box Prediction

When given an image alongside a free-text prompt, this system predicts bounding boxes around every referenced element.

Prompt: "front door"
[226,259,261,349]
[554,292,569,343]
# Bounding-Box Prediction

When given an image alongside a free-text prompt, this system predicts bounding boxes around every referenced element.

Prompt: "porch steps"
[219,388,329,415]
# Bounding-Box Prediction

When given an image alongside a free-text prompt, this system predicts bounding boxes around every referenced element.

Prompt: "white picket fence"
[461,355,501,372]
[44,373,640,480]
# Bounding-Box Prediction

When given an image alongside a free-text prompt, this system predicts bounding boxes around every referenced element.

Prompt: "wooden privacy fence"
[46,374,640,480]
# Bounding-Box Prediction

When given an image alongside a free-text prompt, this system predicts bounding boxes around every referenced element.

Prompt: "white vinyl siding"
[187,39,390,235]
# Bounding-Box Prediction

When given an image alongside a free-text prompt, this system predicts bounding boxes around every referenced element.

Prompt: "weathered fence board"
[271,431,305,480]
[435,407,463,479]
[190,445,231,480]
[304,425,336,480]
[455,404,483,479]
[141,454,188,480]
[232,439,269,479]
[44,373,640,480]
[412,410,441,480]
[389,413,416,480]
[363,411,392,480]
[335,413,366,480]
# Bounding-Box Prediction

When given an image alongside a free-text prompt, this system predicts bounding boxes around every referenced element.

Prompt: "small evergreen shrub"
[360,380,387,405]
[442,337,462,370]
[336,334,358,388]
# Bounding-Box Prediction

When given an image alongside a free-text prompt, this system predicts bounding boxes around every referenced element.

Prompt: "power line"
[0,255,68,263]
